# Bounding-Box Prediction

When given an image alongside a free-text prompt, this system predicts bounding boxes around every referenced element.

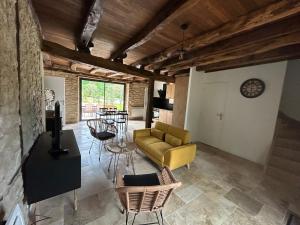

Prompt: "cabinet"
[166,84,175,99]
[159,109,173,125]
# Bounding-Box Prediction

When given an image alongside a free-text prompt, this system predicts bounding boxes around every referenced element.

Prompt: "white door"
[197,82,227,148]
[44,76,65,125]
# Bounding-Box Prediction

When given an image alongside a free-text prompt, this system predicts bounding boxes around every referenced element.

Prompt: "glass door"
[80,79,125,120]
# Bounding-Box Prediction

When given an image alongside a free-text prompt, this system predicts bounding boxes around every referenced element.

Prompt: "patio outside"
[81,79,125,120]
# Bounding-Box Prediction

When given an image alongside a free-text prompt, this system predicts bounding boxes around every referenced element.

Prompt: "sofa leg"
[186,164,190,170]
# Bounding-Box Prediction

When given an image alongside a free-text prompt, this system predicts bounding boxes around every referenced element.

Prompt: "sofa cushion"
[135,136,161,150]
[151,128,164,140]
[155,121,169,133]
[165,133,182,147]
[167,126,190,144]
[147,142,173,162]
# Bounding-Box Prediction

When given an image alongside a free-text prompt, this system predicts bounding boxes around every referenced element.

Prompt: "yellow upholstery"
[134,122,196,170]
[147,142,173,162]
[155,122,169,133]
[135,136,161,151]
[133,128,151,140]
[165,133,182,147]
[151,128,164,140]
[164,144,196,170]
[167,126,191,145]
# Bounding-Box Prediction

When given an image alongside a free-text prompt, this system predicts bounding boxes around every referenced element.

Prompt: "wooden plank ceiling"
[32,0,300,82]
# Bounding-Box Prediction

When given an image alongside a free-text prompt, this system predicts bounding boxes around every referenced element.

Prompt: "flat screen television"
[49,101,68,155]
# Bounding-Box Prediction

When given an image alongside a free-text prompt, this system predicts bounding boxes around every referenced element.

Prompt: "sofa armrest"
[164,144,196,170]
[133,128,151,141]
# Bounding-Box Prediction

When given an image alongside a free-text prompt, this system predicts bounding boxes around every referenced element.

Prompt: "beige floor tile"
[221,209,259,225]
[224,188,263,216]
[33,120,300,225]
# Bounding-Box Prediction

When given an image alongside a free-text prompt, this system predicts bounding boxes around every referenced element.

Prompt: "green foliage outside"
[81,80,124,110]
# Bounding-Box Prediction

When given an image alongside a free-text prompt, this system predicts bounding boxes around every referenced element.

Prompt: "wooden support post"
[145,78,154,128]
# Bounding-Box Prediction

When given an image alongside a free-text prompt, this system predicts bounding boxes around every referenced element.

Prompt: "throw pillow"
[151,128,164,140]
[165,133,182,147]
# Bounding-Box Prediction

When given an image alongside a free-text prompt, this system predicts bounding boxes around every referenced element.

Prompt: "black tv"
[49,101,68,155]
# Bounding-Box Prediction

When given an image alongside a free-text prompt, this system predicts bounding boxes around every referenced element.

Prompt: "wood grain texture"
[42,40,174,82]
[151,15,300,71]
[172,76,189,128]
[196,45,300,72]
[78,0,103,48]
[109,0,194,59]
[133,0,300,67]
[168,31,300,71]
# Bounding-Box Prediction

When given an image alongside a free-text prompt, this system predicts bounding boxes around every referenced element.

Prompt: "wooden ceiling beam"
[106,73,123,78]
[169,31,300,71]
[44,66,144,83]
[132,0,300,67]
[196,45,300,72]
[77,0,103,50]
[154,15,300,71]
[42,40,174,82]
[110,0,195,60]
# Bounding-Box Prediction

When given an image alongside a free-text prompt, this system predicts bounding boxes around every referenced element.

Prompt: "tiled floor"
[35,120,300,225]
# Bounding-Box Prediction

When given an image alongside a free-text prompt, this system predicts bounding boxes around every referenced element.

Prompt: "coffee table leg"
[108,153,114,172]
[113,154,120,184]
[131,152,135,175]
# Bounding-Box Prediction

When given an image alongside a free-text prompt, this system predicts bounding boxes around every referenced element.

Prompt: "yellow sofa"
[133,122,196,170]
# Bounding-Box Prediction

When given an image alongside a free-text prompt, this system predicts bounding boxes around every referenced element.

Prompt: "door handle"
[217,113,223,120]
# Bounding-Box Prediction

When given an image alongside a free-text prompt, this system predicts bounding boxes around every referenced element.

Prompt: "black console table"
[23,130,81,209]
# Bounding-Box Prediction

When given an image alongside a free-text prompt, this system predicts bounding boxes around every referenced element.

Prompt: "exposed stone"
[0,0,43,221]
[128,82,147,117]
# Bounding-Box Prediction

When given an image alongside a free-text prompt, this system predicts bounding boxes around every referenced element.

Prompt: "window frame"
[79,78,126,121]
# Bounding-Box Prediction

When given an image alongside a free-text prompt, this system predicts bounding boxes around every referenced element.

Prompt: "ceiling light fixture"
[177,23,189,60]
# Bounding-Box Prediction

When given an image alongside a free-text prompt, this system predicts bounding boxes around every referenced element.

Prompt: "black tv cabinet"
[22,130,81,207]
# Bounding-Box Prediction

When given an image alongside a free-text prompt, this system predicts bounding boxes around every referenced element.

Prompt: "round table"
[106,142,137,183]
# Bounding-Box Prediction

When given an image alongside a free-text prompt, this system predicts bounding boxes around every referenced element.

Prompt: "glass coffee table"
[106,142,137,183]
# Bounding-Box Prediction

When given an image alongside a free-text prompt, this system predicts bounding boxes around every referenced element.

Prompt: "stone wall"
[65,76,79,123]
[128,82,147,118]
[0,0,43,221]
[44,70,80,124]
[19,0,44,155]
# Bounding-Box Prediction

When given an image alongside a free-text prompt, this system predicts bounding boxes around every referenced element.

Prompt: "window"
[80,79,125,120]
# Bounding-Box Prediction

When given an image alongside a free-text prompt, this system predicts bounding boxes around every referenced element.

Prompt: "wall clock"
[240,78,265,98]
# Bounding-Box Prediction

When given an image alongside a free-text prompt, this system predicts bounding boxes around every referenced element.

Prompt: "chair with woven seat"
[87,119,118,161]
[115,167,181,225]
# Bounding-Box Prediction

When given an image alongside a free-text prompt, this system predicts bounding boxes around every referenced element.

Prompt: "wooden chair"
[115,167,181,225]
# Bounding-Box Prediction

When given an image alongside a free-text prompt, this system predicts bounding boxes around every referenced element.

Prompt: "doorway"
[80,78,125,120]
[197,82,228,148]
[44,76,65,125]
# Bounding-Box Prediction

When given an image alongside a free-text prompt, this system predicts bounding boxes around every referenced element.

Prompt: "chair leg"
[131,213,137,225]
[108,154,114,172]
[89,138,95,154]
[125,212,129,225]
[99,141,103,161]
[155,211,161,225]
[186,163,190,170]
[160,210,164,225]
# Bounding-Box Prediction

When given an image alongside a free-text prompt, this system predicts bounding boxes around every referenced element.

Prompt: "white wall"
[280,59,300,121]
[154,81,165,97]
[185,62,287,165]
[44,76,65,124]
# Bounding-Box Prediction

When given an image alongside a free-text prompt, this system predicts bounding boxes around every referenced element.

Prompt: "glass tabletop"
[106,142,137,154]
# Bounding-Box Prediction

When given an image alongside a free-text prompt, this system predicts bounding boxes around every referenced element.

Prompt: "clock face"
[240,78,265,98]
